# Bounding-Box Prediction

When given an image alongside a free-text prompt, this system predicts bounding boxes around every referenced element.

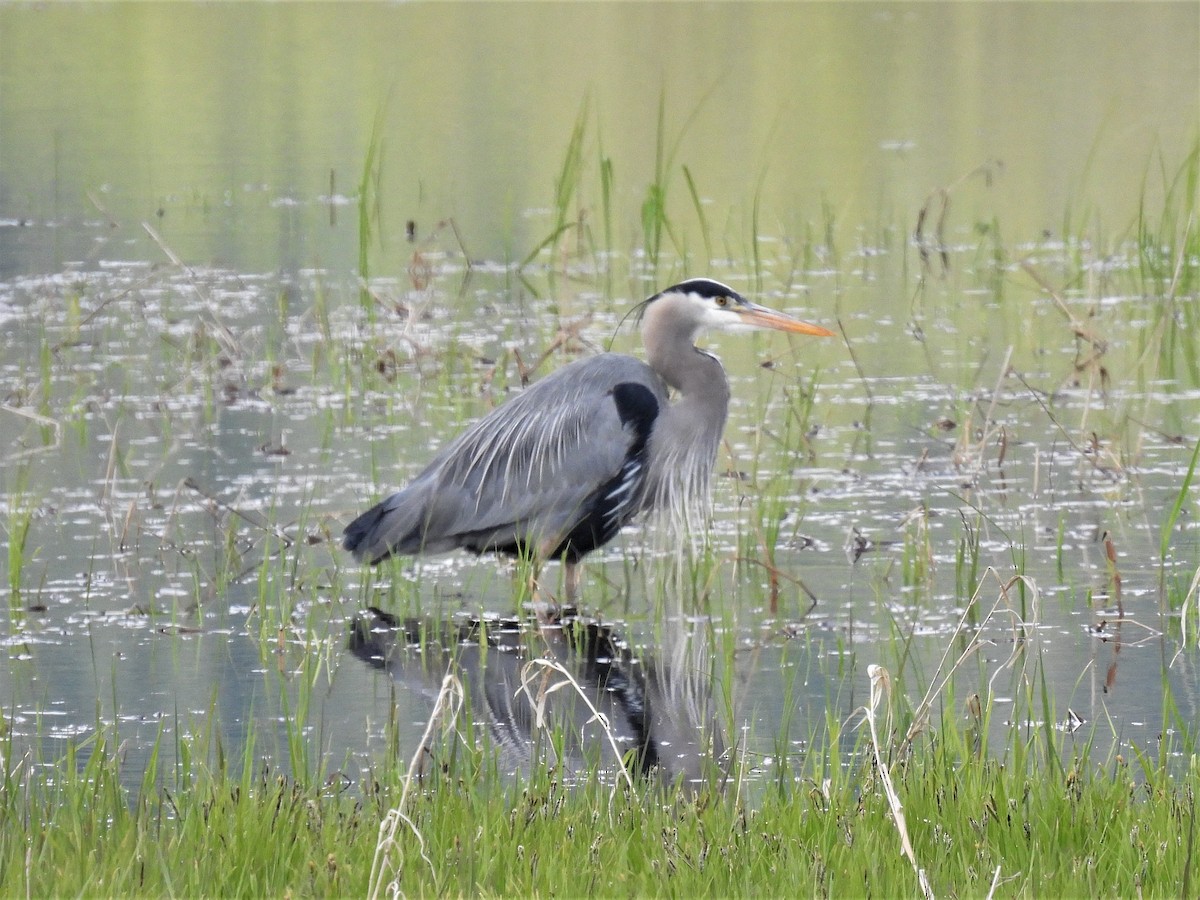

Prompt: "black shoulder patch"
[611,382,659,449]
[546,382,660,563]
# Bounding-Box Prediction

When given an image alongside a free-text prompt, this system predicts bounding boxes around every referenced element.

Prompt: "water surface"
[1,3,1197,786]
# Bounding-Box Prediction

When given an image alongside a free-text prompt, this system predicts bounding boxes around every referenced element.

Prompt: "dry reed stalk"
[517,657,637,794]
[864,664,934,900]
[902,568,1041,749]
[368,671,464,900]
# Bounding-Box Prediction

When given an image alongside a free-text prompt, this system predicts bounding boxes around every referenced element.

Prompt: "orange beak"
[737,301,836,337]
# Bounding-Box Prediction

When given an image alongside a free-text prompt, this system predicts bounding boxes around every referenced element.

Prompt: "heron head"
[645,278,836,339]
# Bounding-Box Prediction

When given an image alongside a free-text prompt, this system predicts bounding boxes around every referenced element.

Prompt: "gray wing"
[343,353,667,564]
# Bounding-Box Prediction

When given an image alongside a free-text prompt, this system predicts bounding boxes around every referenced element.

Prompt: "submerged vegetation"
[0,111,1198,896]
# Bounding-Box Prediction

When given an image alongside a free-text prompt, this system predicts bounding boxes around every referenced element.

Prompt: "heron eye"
[715,296,729,308]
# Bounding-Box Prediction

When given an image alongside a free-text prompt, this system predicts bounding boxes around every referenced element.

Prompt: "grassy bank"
[1,689,1195,897]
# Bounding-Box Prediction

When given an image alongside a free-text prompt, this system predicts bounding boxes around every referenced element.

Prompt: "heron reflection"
[349,606,727,786]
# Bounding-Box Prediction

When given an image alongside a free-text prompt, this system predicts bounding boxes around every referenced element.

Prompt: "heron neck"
[654,344,730,415]
[643,308,731,429]
[642,302,730,534]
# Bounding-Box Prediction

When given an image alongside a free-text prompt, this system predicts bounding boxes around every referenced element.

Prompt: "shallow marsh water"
[1,4,1198,788]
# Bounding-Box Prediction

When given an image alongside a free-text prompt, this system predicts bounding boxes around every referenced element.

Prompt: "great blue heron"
[343,278,834,595]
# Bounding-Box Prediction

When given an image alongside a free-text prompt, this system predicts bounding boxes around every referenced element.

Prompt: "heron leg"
[524,558,583,625]
[525,563,561,625]
[564,560,581,605]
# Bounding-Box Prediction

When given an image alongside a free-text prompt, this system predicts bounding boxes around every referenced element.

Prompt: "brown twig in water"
[86,189,120,228]
[734,554,819,618]
[914,160,1003,278]
[836,315,873,403]
[1020,261,1107,353]
[1103,531,1124,618]
[481,317,592,394]
[1009,370,1121,479]
[523,316,592,379]
[183,477,293,548]
[142,222,242,360]
[1,405,62,464]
